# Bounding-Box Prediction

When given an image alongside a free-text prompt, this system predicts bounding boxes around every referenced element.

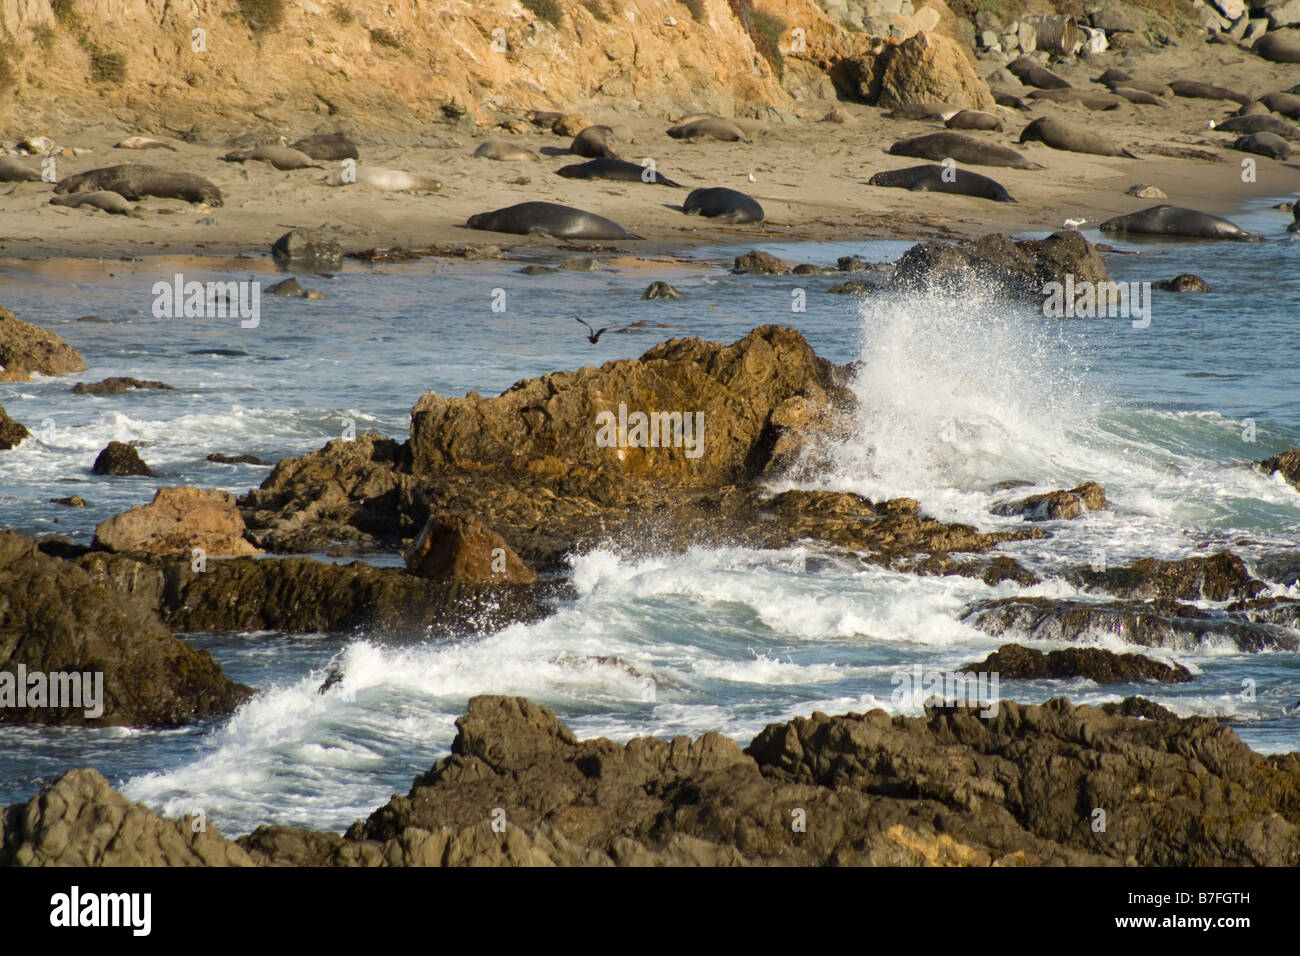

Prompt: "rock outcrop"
[0,403,28,450]
[991,481,1108,520]
[1259,448,1300,490]
[405,512,537,583]
[963,643,1192,683]
[91,441,153,477]
[93,486,262,557]
[0,304,85,382]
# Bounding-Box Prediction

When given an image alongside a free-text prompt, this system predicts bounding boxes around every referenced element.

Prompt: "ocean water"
[2,199,1299,837]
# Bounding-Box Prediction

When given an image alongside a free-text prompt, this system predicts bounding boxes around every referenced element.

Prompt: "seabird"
[575,316,611,344]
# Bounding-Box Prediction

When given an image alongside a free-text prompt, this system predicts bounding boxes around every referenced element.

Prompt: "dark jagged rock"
[1072,550,1267,602]
[207,452,269,465]
[963,596,1297,653]
[0,403,28,450]
[1152,274,1209,292]
[1101,696,1177,720]
[0,532,251,727]
[991,481,1108,520]
[50,496,87,507]
[962,643,1192,683]
[72,377,175,395]
[641,281,681,300]
[1258,448,1300,491]
[828,280,876,294]
[91,441,153,477]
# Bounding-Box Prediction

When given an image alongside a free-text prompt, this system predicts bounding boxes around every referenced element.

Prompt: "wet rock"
[791,263,825,275]
[641,281,681,299]
[0,404,29,450]
[991,481,1108,520]
[0,304,86,382]
[828,280,875,294]
[1100,695,1178,720]
[271,229,343,273]
[1153,274,1210,292]
[0,768,254,866]
[265,278,305,296]
[1126,183,1167,199]
[405,511,538,584]
[93,486,263,557]
[836,256,875,272]
[72,376,175,394]
[1073,550,1267,602]
[91,441,153,477]
[1258,448,1300,490]
[733,250,791,274]
[207,452,269,465]
[559,256,599,271]
[50,496,87,507]
[519,265,556,275]
[962,643,1192,682]
[0,531,251,727]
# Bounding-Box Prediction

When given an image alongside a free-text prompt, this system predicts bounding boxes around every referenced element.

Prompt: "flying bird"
[575,316,611,344]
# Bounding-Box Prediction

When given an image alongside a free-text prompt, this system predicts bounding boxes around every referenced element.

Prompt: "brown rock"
[72,377,175,395]
[1258,448,1300,490]
[404,511,537,583]
[0,304,85,382]
[1127,183,1167,199]
[91,441,153,477]
[93,486,262,556]
[962,643,1192,683]
[733,250,792,274]
[991,481,1108,520]
[1153,274,1210,292]
[876,31,996,112]
[552,113,592,136]
[0,403,29,450]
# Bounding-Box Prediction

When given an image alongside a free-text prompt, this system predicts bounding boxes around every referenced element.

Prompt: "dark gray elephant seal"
[571,126,619,159]
[1028,88,1127,110]
[1232,132,1295,160]
[53,164,222,206]
[1103,79,1172,97]
[221,144,323,170]
[869,164,1015,203]
[681,184,759,221]
[1168,80,1252,105]
[291,132,359,161]
[1215,114,1300,139]
[992,90,1031,111]
[1261,92,1300,119]
[945,110,1003,131]
[0,156,41,182]
[1093,68,1132,85]
[1235,100,1272,116]
[1006,56,1071,89]
[1099,205,1259,241]
[888,131,1040,169]
[466,201,639,239]
[1255,33,1300,63]
[557,158,683,187]
[1019,117,1138,158]
[1109,87,1169,106]
[49,191,139,216]
[682,187,763,223]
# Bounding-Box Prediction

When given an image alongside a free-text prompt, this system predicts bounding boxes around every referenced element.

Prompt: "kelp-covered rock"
[0,532,251,727]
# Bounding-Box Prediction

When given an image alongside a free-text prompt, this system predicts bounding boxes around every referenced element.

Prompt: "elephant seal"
[1109,87,1169,106]
[1255,33,1300,63]
[887,102,961,120]
[571,125,619,158]
[1214,114,1300,139]
[1006,56,1071,89]
[946,110,1003,131]
[1102,79,1172,97]
[1168,80,1252,105]
[0,156,41,182]
[1235,100,1272,116]
[49,191,139,216]
[1028,89,1127,110]
[667,118,751,142]
[992,90,1031,111]
[1261,92,1300,119]
[1019,117,1138,158]
[114,136,177,151]
[466,201,640,239]
[321,166,442,191]
[54,164,222,206]
[1093,68,1132,85]
[681,186,764,223]
[221,145,323,169]
[889,131,1041,169]
[292,132,359,160]
[1099,205,1259,241]
[1152,274,1210,292]
[473,140,540,161]
[556,158,683,187]
[1232,132,1295,160]
[869,164,1015,203]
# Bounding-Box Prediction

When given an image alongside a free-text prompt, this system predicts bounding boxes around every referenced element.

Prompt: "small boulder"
[93,486,262,556]
[271,229,343,273]
[963,643,1192,683]
[266,278,305,296]
[92,441,153,477]
[1153,274,1209,292]
[992,481,1108,520]
[404,511,537,583]
[733,250,791,275]
[207,452,268,465]
[1259,448,1300,490]
[0,403,29,450]
[642,281,681,300]
[552,113,591,136]
[72,376,175,395]
[1126,183,1167,199]
[828,280,875,294]
[50,496,87,507]
[0,304,86,382]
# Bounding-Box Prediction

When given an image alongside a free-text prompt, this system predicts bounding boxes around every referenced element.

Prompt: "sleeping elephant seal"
[682,187,764,223]
[1028,88,1127,110]
[1168,80,1252,105]
[1092,68,1132,85]
[474,140,541,161]
[221,145,323,170]
[1006,56,1071,89]
[321,166,442,191]
[888,131,1041,169]
[570,125,619,158]
[945,110,1004,131]
[114,136,178,151]
[0,156,41,182]
[466,201,640,239]
[1231,131,1295,160]
[292,132,359,161]
[1260,92,1300,119]
[1099,205,1259,241]
[557,158,683,187]
[1108,87,1170,106]
[1019,117,1138,158]
[992,90,1031,111]
[1254,32,1300,63]
[1214,114,1300,139]
[667,118,751,142]
[869,165,1016,203]
[54,164,222,206]
[887,102,961,120]
[1102,79,1172,97]
[49,191,140,216]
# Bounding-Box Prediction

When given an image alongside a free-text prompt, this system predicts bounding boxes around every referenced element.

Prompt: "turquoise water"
[1,199,1298,836]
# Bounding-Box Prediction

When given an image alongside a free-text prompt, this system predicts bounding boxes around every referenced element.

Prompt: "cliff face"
[0,0,877,135]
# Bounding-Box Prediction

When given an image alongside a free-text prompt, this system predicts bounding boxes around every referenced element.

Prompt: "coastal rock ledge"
[4,695,1298,866]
